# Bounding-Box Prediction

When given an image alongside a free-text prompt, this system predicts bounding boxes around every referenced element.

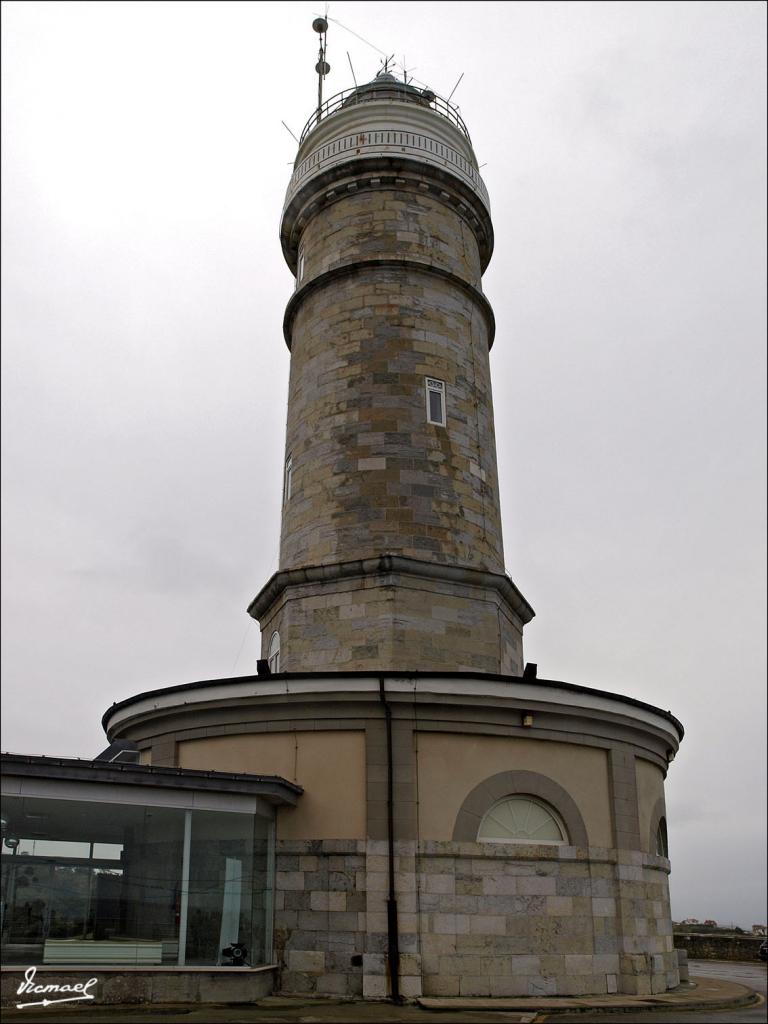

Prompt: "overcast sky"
[2,1,765,928]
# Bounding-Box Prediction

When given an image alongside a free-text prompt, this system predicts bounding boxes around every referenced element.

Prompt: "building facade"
[2,66,683,1005]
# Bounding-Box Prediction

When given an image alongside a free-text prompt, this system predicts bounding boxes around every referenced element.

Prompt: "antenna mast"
[313,17,331,121]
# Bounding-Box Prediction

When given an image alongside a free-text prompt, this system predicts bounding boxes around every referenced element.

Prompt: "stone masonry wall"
[259,569,524,675]
[281,265,502,574]
[415,842,677,998]
[298,187,483,289]
[275,840,367,997]
[274,839,678,999]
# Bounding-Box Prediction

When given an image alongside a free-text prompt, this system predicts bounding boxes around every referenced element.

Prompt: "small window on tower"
[425,377,446,426]
[283,454,293,504]
[656,817,669,858]
[298,248,305,283]
[268,631,281,673]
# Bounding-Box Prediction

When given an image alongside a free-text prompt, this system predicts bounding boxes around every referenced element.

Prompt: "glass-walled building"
[0,755,301,969]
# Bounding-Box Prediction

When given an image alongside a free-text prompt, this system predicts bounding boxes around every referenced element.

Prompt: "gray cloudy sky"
[2,1,765,927]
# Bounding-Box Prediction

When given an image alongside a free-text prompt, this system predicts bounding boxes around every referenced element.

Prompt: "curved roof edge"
[101,669,684,741]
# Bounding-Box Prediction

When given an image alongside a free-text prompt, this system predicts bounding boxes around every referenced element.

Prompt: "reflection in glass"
[1,796,274,968]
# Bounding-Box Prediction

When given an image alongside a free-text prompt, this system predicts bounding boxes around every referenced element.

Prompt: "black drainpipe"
[379,678,402,1003]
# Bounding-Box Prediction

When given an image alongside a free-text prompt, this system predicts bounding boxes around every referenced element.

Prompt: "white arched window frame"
[283,454,293,505]
[268,631,281,674]
[477,795,568,844]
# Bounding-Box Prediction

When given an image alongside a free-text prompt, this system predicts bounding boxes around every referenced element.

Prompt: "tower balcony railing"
[298,85,472,146]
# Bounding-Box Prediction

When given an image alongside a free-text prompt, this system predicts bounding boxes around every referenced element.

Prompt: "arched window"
[656,817,669,857]
[268,631,281,674]
[478,795,567,844]
[453,770,588,846]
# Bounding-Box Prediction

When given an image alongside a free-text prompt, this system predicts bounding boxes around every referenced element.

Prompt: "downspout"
[379,679,402,1003]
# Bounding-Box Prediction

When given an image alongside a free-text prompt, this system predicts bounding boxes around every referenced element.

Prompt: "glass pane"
[1,796,185,966]
[1,796,274,968]
[428,389,443,423]
[656,819,668,857]
[478,797,564,842]
[184,810,271,967]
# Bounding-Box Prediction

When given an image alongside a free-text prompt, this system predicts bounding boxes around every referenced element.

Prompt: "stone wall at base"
[273,838,679,999]
[275,840,368,997]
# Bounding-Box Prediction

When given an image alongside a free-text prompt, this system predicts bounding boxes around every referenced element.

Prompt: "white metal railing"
[286,127,489,209]
[298,86,471,146]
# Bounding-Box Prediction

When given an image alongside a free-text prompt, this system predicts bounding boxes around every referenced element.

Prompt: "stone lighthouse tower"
[104,40,683,1004]
[248,68,534,676]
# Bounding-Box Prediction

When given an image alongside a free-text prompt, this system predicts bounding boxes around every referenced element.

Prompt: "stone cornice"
[282,259,496,350]
[247,553,531,622]
[280,156,494,273]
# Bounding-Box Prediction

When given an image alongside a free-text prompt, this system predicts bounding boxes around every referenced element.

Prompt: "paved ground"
[2,960,764,1023]
[539,960,766,1022]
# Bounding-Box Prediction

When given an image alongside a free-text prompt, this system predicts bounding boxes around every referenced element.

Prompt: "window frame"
[283,454,293,505]
[268,631,281,674]
[425,377,446,427]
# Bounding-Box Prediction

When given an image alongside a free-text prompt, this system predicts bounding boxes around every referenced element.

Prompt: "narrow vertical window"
[283,454,293,504]
[656,817,669,857]
[425,377,446,426]
[268,631,281,674]
[298,248,305,283]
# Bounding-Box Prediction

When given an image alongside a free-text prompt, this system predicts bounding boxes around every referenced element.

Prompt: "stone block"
[423,975,460,996]
[592,954,620,973]
[621,973,653,995]
[316,974,352,995]
[592,897,616,917]
[362,953,386,976]
[365,931,388,954]
[421,933,457,955]
[363,974,387,999]
[287,950,325,974]
[278,971,315,994]
[459,975,492,996]
[297,910,328,931]
[482,875,518,895]
[328,910,358,930]
[400,975,423,998]
[510,955,540,975]
[426,873,455,894]
[546,896,573,916]
[276,871,305,891]
[469,914,506,935]
[488,976,531,997]
[528,977,558,996]
[565,954,594,975]
[390,953,415,977]
[518,876,561,892]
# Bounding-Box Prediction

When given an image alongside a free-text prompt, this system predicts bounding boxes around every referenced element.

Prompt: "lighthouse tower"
[105,34,683,1005]
[248,67,533,676]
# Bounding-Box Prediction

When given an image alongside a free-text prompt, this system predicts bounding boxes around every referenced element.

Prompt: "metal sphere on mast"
[312,17,330,120]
